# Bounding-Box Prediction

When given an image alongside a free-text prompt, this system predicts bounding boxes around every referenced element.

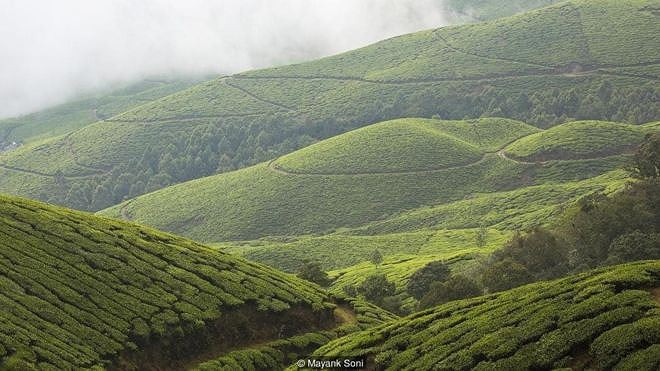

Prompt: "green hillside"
[504,120,653,161]
[275,118,537,174]
[315,261,660,370]
[0,194,395,370]
[1,0,658,211]
[100,118,649,243]
[0,78,201,150]
[445,0,564,21]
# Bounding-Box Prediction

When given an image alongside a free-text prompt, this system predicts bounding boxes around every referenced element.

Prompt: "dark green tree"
[631,133,659,179]
[482,259,534,293]
[296,260,331,287]
[370,249,383,267]
[406,261,451,300]
[418,275,482,309]
[358,273,396,304]
[606,231,660,265]
[475,226,488,248]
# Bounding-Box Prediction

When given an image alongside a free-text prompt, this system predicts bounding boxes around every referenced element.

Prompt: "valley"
[0,0,659,369]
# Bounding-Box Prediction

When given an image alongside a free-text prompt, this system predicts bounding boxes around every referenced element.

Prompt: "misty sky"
[0,0,457,119]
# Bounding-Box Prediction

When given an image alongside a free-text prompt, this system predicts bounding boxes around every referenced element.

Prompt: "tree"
[606,231,660,264]
[296,260,331,287]
[358,273,395,304]
[406,261,451,300]
[631,133,659,179]
[494,228,568,279]
[418,275,481,310]
[475,226,488,248]
[481,259,534,293]
[370,249,383,267]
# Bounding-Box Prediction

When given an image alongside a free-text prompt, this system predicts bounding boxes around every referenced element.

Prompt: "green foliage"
[0,194,333,369]
[418,274,482,309]
[607,231,660,265]
[358,274,396,305]
[2,0,659,210]
[481,259,534,293]
[370,249,383,267]
[315,261,660,370]
[296,261,332,287]
[493,228,569,280]
[631,132,660,179]
[504,120,650,161]
[475,226,488,248]
[193,297,397,371]
[100,119,645,242]
[406,261,452,300]
[561,179,659,268]
[445,0,563,21]
[0,78,200,147]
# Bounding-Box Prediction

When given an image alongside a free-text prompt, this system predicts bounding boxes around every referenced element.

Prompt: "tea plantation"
[1,0,658,211]
[504,120,654,161]
[315,261,660,370]
[0,194,370,370]
[101,119,652,242]
[0,78,200,147]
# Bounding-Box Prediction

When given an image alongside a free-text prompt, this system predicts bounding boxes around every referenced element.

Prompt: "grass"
[0,194,345,369]
[0,0,657,209]
[504,120,651,161]
[314,260,660,370]
[99,119,648,243]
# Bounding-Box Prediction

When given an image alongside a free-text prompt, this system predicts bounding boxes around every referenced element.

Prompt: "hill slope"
[504,120,653,161]
[1,0,658,211]
[0,194,385,370]
[100,118,649,242]
[315,261,660,370]
[0,78,201,150]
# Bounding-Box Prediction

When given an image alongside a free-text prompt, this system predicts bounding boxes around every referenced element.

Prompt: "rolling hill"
[0,194,395,370]
[504,120,652,161]
[0,78,202,150]
[0,0,658,211]
[101,118,651,243]
[315,260,660,370]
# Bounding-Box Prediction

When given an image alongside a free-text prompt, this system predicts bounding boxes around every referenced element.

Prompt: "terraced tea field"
[315,261,660,370]
[0,194,394,369]
[101,119,651,243]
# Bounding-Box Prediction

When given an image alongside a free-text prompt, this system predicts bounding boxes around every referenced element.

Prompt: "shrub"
[358,274,396,304]
[418,274,482,309]
[482,259,534,293]
[296,261,332,287]
[406,261,451,300]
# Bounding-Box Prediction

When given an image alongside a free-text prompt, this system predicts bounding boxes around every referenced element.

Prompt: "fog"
[0,0,463,119]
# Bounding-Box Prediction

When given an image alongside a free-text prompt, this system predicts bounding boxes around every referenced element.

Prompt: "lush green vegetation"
[505,120,652,161]
[101,119,649,243]
[221,228,511,274]
[315,261,660,370]
[275,118,537,174]
[0,194,353,370]
[1,0,658,211]
[445,0,564,21]
[0,78,201,148]
[194,297,396,371]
